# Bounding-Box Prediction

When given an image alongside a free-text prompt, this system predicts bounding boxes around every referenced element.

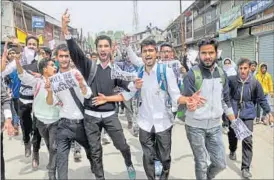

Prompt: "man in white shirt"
[46,44,93,179]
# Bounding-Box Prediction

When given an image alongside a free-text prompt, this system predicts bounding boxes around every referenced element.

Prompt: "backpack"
[192,65,226,90]
[177,65,226,120]
[137,63,172,107]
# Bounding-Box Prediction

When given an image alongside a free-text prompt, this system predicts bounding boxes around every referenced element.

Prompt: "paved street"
[3,116,274,179]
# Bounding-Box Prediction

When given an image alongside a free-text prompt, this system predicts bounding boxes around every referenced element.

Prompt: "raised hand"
[45,77,52,92]
[62,8,70,35]
[122,35,130,47]
[92,93,107,106]
[75,71,84,87]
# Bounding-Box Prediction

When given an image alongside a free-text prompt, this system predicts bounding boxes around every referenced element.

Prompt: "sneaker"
[155,160,163,177]
[229,151,236,161]
[242,169,252,179]
[127,165,136,180]
[74,151,82,162]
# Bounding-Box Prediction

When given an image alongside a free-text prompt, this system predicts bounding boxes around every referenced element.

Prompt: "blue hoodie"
[228,74,270,120]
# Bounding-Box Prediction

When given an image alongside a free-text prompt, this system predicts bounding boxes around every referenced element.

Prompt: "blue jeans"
[185,125,226,179]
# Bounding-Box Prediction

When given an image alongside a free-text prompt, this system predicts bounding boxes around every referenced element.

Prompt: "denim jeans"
[185,125,226,179]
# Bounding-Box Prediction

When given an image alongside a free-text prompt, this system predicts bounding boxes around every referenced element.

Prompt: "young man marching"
[16,57,59,179]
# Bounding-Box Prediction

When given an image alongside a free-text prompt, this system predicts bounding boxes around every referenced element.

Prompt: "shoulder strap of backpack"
[137,65,144,79]
[192,65,203,90]
[87,60,98,86]
[157,63,168,91]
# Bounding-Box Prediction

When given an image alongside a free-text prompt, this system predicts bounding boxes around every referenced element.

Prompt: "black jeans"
[36,119,58,175]
[228,119,253,170]
[56,118,91,180]
[84,113,132,180]
[139,126,172,180]
[18,101,41,152]
[1,133,5,180]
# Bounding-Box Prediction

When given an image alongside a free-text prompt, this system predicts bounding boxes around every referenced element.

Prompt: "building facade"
[1,0,78,49]
[166,0,274,79]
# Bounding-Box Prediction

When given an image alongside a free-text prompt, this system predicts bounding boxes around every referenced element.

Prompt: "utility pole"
[179,0,185,55]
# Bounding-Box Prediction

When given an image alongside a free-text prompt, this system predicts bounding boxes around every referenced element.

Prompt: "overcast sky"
[25,1,193,36]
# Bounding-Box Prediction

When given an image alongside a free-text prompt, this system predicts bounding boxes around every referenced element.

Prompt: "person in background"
[15,57,59,180]
[1,37,42,169]
[90,52,98,61]
[255,63,274,124]
[6,48,21,136]
[40,47,52,59]
[1,78,15,180]
[222,57,237,134]
[250,61,258,76]
[227,58,273,179]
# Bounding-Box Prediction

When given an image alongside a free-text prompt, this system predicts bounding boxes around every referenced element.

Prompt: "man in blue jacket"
[227,58,272,179]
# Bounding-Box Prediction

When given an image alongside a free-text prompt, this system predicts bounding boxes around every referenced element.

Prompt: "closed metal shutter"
[218,41,232,60]
[259,33,274,82]
[234,36,256,63]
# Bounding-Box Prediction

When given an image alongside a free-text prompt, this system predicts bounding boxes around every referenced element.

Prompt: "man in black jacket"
[62,10,136,180]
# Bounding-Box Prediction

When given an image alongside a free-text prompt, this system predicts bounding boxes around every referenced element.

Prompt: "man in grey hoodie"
[183,38,236,179]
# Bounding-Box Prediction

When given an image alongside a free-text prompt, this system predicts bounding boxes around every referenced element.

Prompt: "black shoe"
[229,151,236,161]
[242,169,252,179]
[24,142,31,157]
[32,151,39,170]
[159,169,170,180]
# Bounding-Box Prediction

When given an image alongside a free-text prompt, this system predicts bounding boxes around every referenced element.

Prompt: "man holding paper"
[227,58,273,179]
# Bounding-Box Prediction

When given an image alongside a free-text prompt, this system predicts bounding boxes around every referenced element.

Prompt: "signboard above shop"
[220,5,242,29]
[32,16,45,29]
[243,0,274,21]
[251,21,274,35]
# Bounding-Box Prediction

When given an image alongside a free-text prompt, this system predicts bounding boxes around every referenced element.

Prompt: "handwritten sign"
[49,71,78,93]
[111,64,137,81]
[231,118,252,141]
[168,61,181,79]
